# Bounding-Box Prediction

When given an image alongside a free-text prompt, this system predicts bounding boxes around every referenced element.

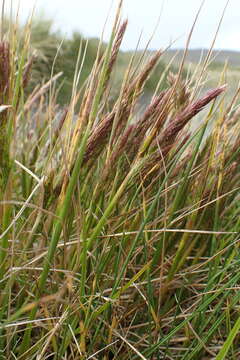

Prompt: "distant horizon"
[10,0,240,53]
[10,15,240,54]
[112,46,240,53]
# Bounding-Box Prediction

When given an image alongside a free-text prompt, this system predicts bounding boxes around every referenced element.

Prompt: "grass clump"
[1,2,240,359]
[5,15,184,106]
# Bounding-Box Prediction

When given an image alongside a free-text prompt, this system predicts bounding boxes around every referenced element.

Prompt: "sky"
[9,0,240,51]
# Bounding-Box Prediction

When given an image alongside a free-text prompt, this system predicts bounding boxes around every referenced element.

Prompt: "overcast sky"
[10,0,240,51]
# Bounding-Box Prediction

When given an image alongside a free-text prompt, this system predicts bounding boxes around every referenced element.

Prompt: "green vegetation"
[15,18,100,105]
[1,3,240,359]
[11,17,184,105]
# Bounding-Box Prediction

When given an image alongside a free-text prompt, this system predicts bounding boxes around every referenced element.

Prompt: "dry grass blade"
[157,85,227,156]
[1,2,240,360]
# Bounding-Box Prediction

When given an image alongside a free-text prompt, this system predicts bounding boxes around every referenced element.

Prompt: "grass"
[3,14,186,106]
[1,2,240,359]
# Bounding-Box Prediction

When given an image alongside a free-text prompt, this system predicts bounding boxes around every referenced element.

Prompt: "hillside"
[160,48,240,68]
[10,17,240,104]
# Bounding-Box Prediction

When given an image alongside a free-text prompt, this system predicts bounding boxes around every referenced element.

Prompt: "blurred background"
[11,0,240,50]
[5,0,240,104]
